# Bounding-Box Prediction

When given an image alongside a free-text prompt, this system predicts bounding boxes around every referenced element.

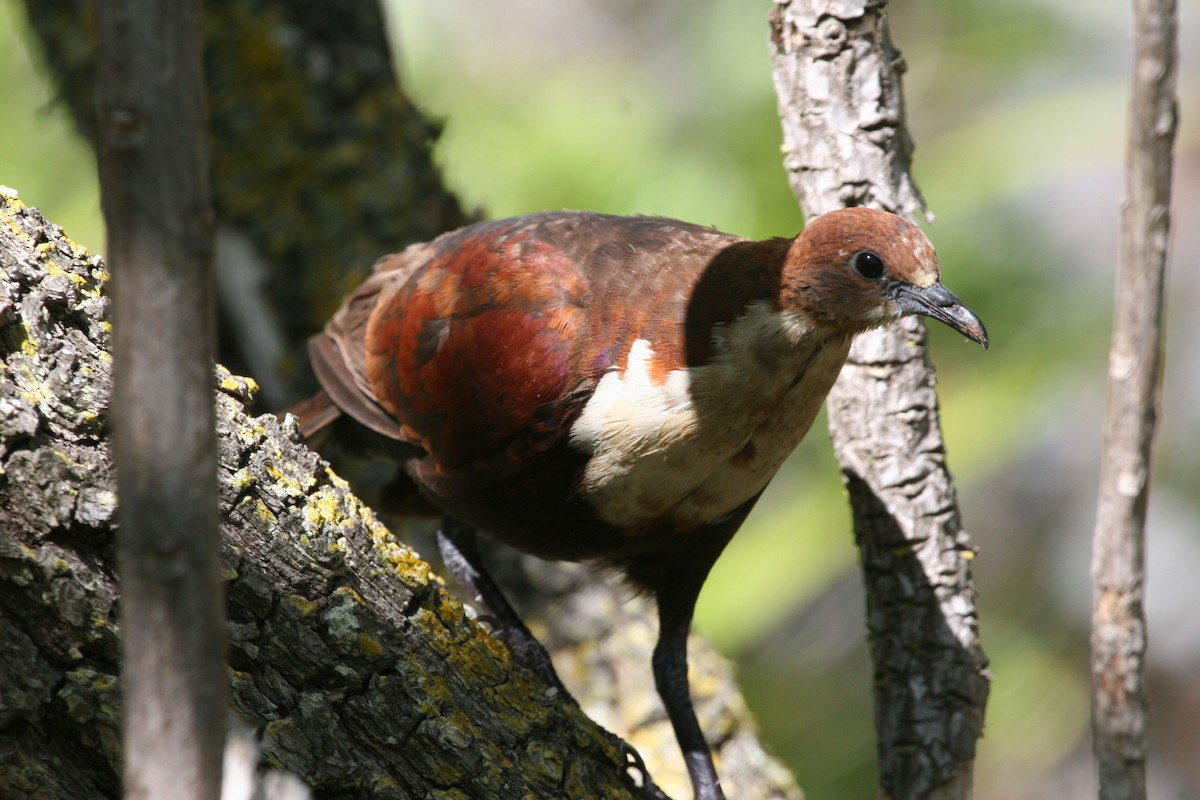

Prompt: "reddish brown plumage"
[295,208,986,800]
[363,225,589,469]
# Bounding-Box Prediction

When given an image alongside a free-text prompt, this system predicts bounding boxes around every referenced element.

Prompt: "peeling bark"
[770,2,991,799]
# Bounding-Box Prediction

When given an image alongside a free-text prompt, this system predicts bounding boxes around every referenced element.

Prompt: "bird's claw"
[605,731,671,800]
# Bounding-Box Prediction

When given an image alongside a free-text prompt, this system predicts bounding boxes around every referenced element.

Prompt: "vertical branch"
[770,2,989,799]
[1091,0,1177,798]
[95,1,225,798]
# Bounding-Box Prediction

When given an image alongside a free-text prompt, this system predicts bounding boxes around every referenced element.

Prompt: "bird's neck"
[682,236,794,367]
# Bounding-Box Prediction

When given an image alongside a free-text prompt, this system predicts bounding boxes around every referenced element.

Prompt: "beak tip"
[959,321,988,350]
[894,282,989,350]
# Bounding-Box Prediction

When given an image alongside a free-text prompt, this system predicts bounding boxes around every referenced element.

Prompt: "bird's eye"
[852,250,885,280]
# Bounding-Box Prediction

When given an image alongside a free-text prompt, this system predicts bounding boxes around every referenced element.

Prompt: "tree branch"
[1090,0,1177,797]
[769,3,990,798]
[20,0,468,408]
[11,4,810,796]
[94,1,225,796]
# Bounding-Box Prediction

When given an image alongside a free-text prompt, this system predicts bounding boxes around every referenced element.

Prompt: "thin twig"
[1090,1,1177,798]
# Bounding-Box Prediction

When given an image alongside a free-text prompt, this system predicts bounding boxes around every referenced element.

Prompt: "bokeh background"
[2,0,1197,797]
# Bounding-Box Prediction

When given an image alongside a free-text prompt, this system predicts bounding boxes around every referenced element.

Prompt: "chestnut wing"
[317,212,747,486]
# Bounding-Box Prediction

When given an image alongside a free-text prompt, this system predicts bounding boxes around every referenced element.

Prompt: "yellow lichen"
[371,527,436,588]
[302,486,342,529]
[357,633,384,656]
[323,467,351,490]
[254,498,277,523]
[266,462,312,497]
[333,585,366,606]
[232,419,266,446]
[230,467,255,491]
[284,595,319,616]
[0,185,25,206]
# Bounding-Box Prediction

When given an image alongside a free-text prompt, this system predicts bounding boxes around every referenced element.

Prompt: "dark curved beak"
[893,282,989,348]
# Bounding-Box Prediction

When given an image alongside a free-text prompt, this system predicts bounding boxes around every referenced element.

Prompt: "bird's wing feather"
[317,213,749,480]
[309,245,434,443]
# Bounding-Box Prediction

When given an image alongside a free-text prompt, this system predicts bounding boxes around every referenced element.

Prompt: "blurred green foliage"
[0,1,102,250]
[3,0,1196,797]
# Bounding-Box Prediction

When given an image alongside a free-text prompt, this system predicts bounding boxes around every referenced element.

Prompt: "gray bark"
[770,2,991,798]
[9,3,803,795]
[1090,0,1177,797]
[0,191,630,798]
[94,1,225,797]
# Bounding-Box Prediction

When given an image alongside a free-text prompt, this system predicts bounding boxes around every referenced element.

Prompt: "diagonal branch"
[0,191,632,799]
[0,188,803,799]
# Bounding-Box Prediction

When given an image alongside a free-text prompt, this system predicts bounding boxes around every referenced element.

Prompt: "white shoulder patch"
[568,304,850,528]
[569,339,697,457]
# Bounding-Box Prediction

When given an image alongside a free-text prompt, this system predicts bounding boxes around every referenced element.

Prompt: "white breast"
[568,302,851,528]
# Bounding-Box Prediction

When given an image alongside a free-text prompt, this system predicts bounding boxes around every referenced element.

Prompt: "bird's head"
[780,207,988,347]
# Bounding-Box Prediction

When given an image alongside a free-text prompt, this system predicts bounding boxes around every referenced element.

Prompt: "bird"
[292,208,987,800]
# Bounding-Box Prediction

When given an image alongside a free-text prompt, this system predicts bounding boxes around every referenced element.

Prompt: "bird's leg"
[436,517,669,800]
[436,516,562,688]
[653,588,725,800]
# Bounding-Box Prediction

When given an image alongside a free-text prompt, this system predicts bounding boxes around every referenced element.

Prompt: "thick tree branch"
[12,4,804,796]
[1090,0,1177,797]
[770,2,990,799]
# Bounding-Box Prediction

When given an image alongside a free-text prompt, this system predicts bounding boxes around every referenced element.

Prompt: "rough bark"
[0,190,801,798]
[1090,0,1177,797]
[770,3,991,799]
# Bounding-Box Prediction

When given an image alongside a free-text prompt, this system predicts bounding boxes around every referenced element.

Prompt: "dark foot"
[613,735,671,800]
[436,518,564,689]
